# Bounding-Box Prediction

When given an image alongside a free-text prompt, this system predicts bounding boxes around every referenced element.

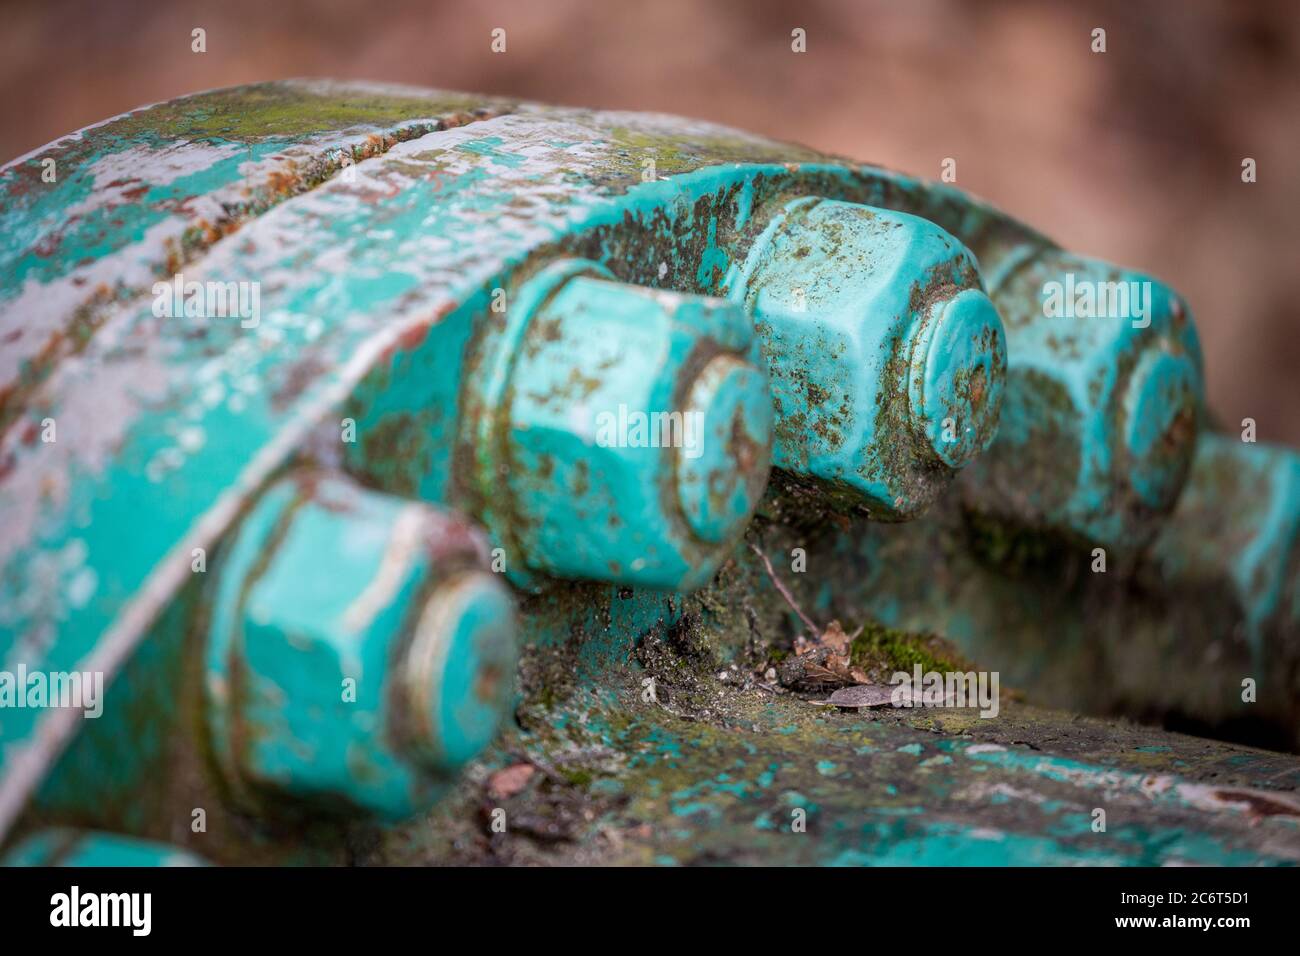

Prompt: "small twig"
[748,541,820,636]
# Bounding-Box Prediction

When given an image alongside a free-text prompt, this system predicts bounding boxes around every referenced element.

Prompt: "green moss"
[849,620,966,677]
[560,768,594,788]
[604,127,825,181]
[112,84,498,143]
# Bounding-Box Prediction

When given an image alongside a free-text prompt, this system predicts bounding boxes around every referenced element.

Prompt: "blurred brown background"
[2,0,1296,443]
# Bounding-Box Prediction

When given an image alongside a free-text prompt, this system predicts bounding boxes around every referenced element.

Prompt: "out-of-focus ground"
[2,0,1296,442]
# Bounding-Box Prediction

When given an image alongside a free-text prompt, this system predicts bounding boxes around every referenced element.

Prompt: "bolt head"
[976,250,1205,551]
[676,354,774,542]
[401,571,518,770]
[1120,349,1198,510]
[908,288,1007,469]
[737,198,1006,517]
[496,270,772,589]
[206,476,517,821]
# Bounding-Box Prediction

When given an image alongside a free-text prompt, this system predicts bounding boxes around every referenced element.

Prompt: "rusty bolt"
[464,258,773,591]
[204,473,518,822]
[728,197,1007,519]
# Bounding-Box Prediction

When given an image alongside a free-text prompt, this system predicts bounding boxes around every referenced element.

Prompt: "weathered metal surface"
[0,80,516,435]
[381,678,1300,866]
[1,81,1297,866]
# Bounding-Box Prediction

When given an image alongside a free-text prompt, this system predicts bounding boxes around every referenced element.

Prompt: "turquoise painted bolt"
[965,248,1204,552]
[726,197,1007,519]
[465,258,773,591]
[204,473,518,822]
[1148,431,1300,659]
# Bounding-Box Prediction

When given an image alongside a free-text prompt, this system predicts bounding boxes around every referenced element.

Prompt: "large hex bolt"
[726,197,1007,519]
[963,247,1204,553]
[465,258,773,591]
[1147,432,1300,662]
[204,473,518,822]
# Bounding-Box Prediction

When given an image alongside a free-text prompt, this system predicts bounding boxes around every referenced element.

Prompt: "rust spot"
[270,354,331,412]
[263,165,304,198]
[33,230,64,258]
[729,404,763,475]
[967,364,987,408]
[475,662,504,703]
[1212,789,1300,817]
